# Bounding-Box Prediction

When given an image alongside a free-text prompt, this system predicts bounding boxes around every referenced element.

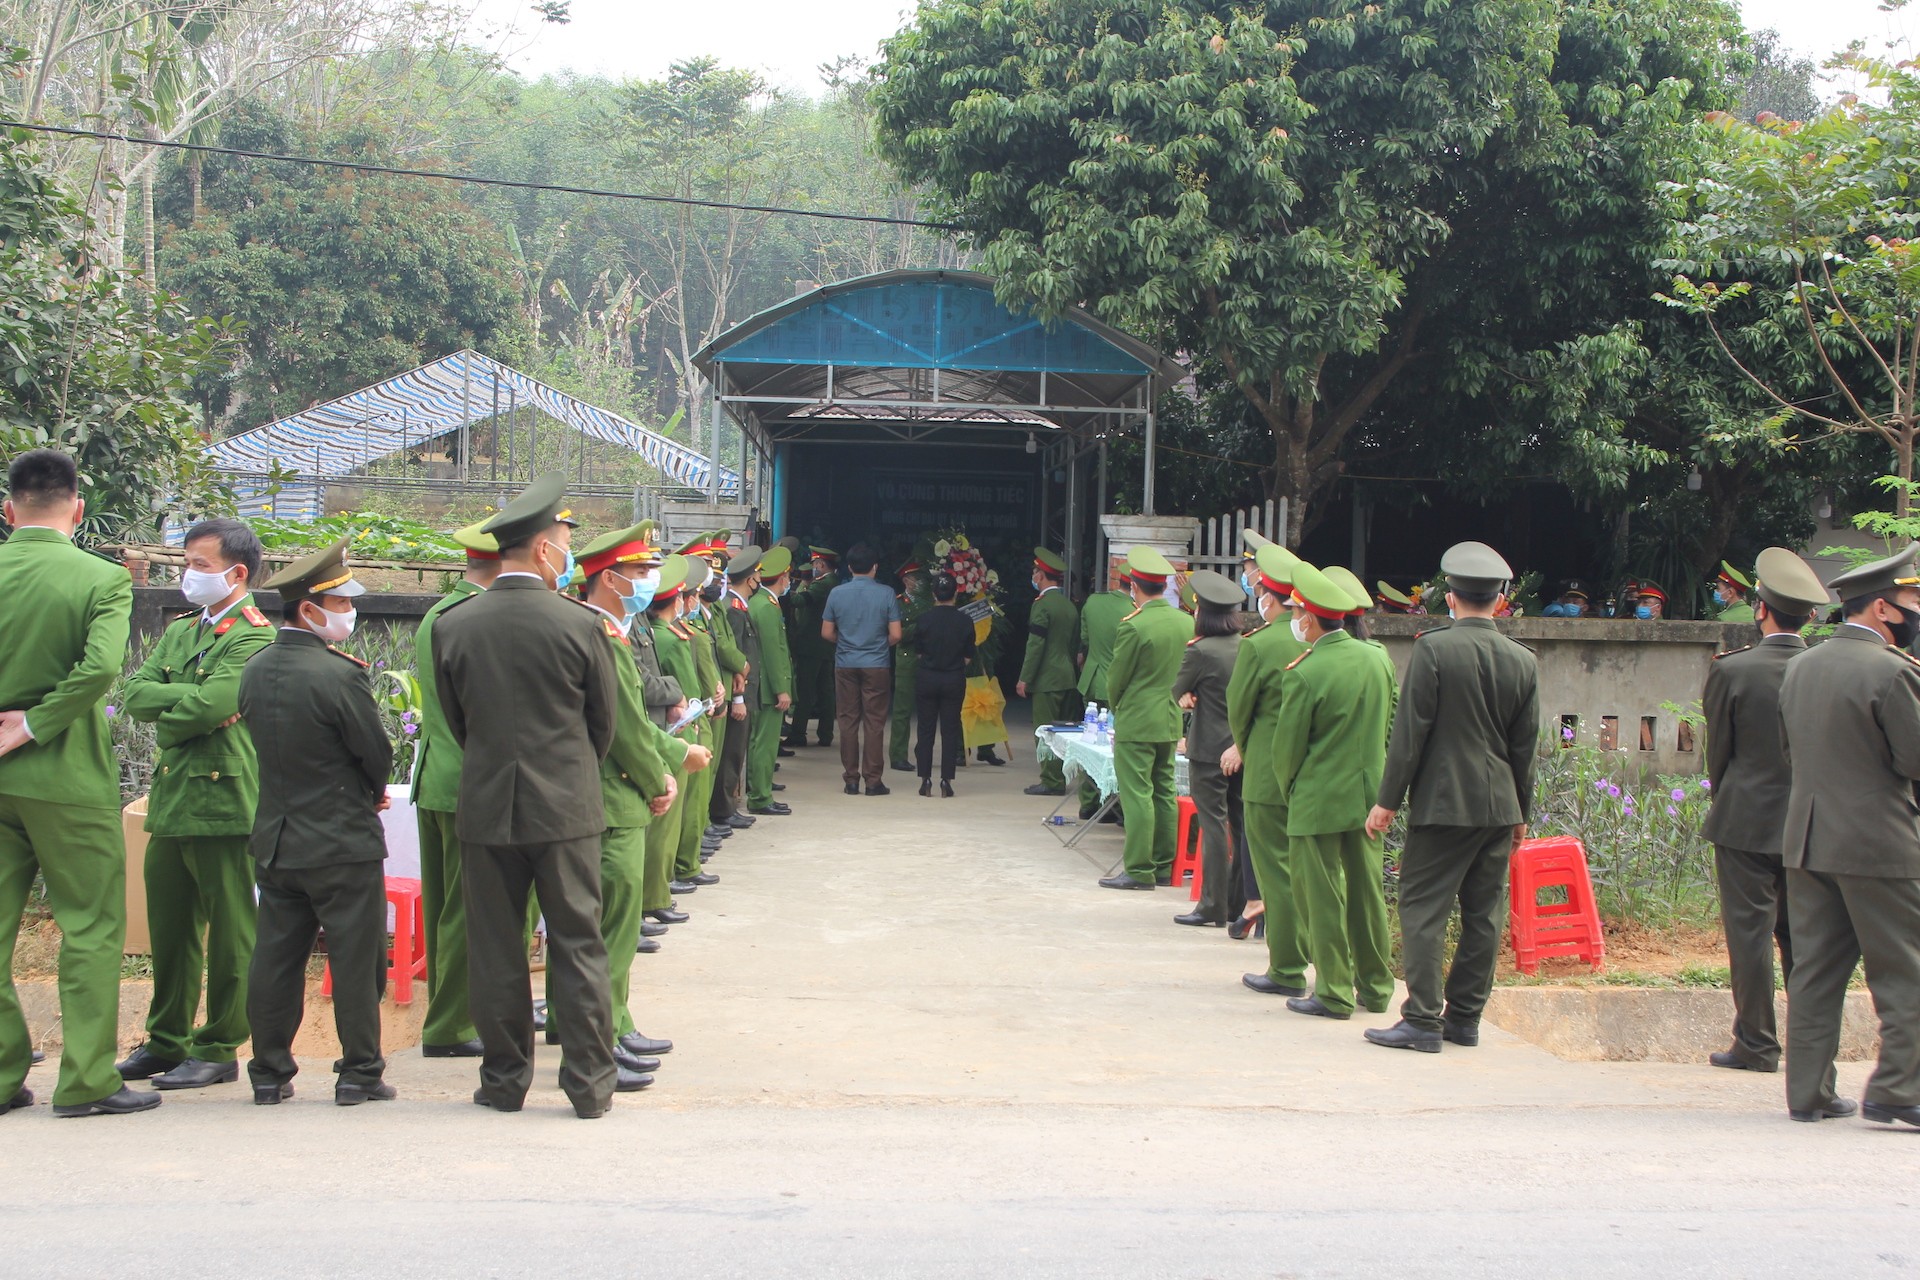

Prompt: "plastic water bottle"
[1098,708,1113,744]
[1083,702,1098,735]
[1047,815,1070,826]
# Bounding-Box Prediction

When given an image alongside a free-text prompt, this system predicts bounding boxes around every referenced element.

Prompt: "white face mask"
[307,601,357,643]
[181,566,238,609]
[1290,614,1309,644]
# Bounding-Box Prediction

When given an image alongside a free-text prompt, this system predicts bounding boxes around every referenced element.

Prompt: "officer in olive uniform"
[787,547,839,748]
[685,534,748,854]
[890,558,930,773]
[1273,564,1397,1021]
[0,449,148,1118]
[1778,543,1920,1128]
[640,555,698,922]
[410,519,501,1060]
[1228,544,1310,995]
[1364,543,1540,1053]
[746,545,796,815]
[239,539,395,1106]
[1695,547,1829,1073]
[117,519,275,1091]
[1172,570,1248,927]
[670,558,723,886]
[717,548,764,824]
[1075,559,1136,816]
[1714,561,1756,625]
[1020,547,1081,797]
[1099,547,1194,890]
[432,475,623,1119]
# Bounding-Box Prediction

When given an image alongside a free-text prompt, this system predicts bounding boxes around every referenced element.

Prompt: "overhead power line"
[0,119,960,232]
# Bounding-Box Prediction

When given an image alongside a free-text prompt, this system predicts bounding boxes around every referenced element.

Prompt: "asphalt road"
[7,729,1917,1278]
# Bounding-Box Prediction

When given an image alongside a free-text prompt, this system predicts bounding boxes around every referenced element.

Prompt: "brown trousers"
[835,666,892,788]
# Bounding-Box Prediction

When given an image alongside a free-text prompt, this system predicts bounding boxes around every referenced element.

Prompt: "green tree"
[874,0,1742,543]
[0,128,233,540]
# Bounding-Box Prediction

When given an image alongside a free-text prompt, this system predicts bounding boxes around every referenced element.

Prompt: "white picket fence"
[1187,499,1286,582]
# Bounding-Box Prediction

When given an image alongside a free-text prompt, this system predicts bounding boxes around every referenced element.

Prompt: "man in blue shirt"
[822,544,903,796]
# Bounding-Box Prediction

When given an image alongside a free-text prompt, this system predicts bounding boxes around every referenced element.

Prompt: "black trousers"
[1714,844,1794,1070]
[1187,762,1249,924]
[462,835,615,1116]
[915,669,966,781]
[247,859,387,1089]
[712,704,750,823]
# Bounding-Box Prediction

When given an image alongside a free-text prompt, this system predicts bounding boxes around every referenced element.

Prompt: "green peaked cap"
[1290,562,1358,617]
[479,472,577,547]
[656,553,690,596]
[1752,547,1827,614]
[1323,566,1372,614]
[1252,544,1300,589]
[1033,546,1066,574]
[760,544,793,577]
[1190,569,1246,609]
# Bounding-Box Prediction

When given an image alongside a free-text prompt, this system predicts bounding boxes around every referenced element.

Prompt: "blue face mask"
[1634,606,1654,620]
[544,542,577,593]
[1240,571,1254,596]
[619,569,660,618]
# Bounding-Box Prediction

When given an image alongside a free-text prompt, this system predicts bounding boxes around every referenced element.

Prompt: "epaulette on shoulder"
[1897,647,1920,670]
[241,605,269,627]
[439,590,480,614]
[1285,649,1312,671]
[601,616,630,645]
[1713,643,1754,661]
[1122,607,1142,622]
[327,645,371,668]
[1243,621,1270,636]
[214,616,237,636]
[559,593,597,611]
[1186,635,1202,647]
[171,607,198,623]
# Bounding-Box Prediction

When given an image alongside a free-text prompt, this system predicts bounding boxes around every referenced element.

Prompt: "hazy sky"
[468,0,1914,95]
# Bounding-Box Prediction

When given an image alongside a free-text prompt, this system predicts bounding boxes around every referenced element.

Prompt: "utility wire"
[0,119,961,232]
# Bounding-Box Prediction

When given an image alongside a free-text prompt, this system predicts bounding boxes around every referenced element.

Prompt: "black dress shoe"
[845,782,861,795]
[640,920,668,937]
[29,1049,44,1066]
[782,738,806,750]
[669,879,698,894]
[866,782,891,796]
[892,761,915,773]
[919,778,933,797]
[777,746,795,758]
[1442,1020,1480,1047]
[726,813,757,828]
[1241,974,1306,996]
[1098,874,1153,890]
[52,1086,162,1117]
[689,871,719,885]
[699,851,714,863]
[473,1088,523,1112]
[1789,1097,1859,1122]
[422,1039,485,1058]
[252,1083,293,1106]
[646,907,690,925]
[612,1047,664,1073]
[152,1058,239,1090]
[940,780,954,798]
[1286,995,1351,1020]
[1024,783,1065,796]
[816,737,833,748]
[2,1087,31,1113]
[1098,811,1122,824]
[1709,1050,1771,1072]
[620,1032,674,1056]
[977,748,1005,766]
[336,1080,396,1106]
[772,781,787,791]
[1173,911,1223,927]
[636,937,661,954]
[704,824,731,840]
[1154,875,1173,887]
[1364,1020,1443,1053]
[114,1043,181,1081]
[615,1066,655,1093]
[1078,808,1099,821]
[749,803,792,816]
[532,999,548,1031]
[1863,1100,1920,1128]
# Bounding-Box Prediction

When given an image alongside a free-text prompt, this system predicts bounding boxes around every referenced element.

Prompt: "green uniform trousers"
[547,823,648,1043]
[890,659,918,768]
[674,761,717,880]
[247,859,387,1090]
[1242,800,1308,989]
[1112,738,1177,885]
[1785,869,1920,1113]
[417,808,477,1049]
[644,764,689,913]
[1396,825,1511,1034]
[1078,699,1106,816]
[1292,829,1395,1017]
[1714,844,1793,1071]
[142,834,255,1063]
[1029,688,1076,791]
[0,794,126,1107]
[746,706,783,810]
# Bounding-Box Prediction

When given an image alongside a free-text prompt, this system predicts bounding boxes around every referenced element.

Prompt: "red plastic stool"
[322,876,428,1006]
[1508,837,1605,974]
[1171,797,1205,899]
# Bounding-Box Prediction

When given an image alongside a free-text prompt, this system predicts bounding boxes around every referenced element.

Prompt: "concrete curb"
[1485,986,1879,1063]
[17,978,426,1057]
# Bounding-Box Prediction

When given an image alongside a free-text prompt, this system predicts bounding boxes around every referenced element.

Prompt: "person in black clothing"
[914,573,976,797]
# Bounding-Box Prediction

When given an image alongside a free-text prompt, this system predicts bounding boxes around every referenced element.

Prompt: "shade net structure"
[693,270,1182,594]
[209,349,739,522]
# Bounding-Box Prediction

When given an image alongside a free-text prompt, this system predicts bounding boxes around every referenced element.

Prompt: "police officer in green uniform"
[685,534,747,856]
[1713,561,1756,624]
[641,555,698,922]
[1693,547,1828,1073]
[718,548,764,824]
[409,519,501,1060]
[0,449,152,1118]
[1098,547,1193,890]
[625,529,689,926]
[1778,543,1920,1128]
[1364,543,1539,1052]
[432,474,625,1119]
[1273,563,1397,1021]
[890,558,930,773]
[747,545,796,815]
[670,558,724,886]
[1076,557,1135,816]
[239,539,395,1106]
[117,518,275,1090]
[1227,544,1308,994]
[1172,570,1248,927]
[1019,547,1081,797]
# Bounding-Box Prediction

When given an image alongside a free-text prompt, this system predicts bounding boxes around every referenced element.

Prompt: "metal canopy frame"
[691,271,1181,588]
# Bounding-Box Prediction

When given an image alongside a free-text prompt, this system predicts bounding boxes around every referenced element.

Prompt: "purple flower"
[374,659,385,669]
[1606,783,1621,798]
[399,710,414,723]
[104,705,117,718]
[1667,805,1678,816]
[1592,779,1608,793]
[1561,725,1575,741]
[1700,780,1712,791]
[1670,788,1686,802]
[402,723,417,736]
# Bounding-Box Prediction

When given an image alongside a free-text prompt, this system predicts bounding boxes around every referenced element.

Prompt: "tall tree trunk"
[189,152,203,223]
[140,164,156,286]
[1899,422,1915,518]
